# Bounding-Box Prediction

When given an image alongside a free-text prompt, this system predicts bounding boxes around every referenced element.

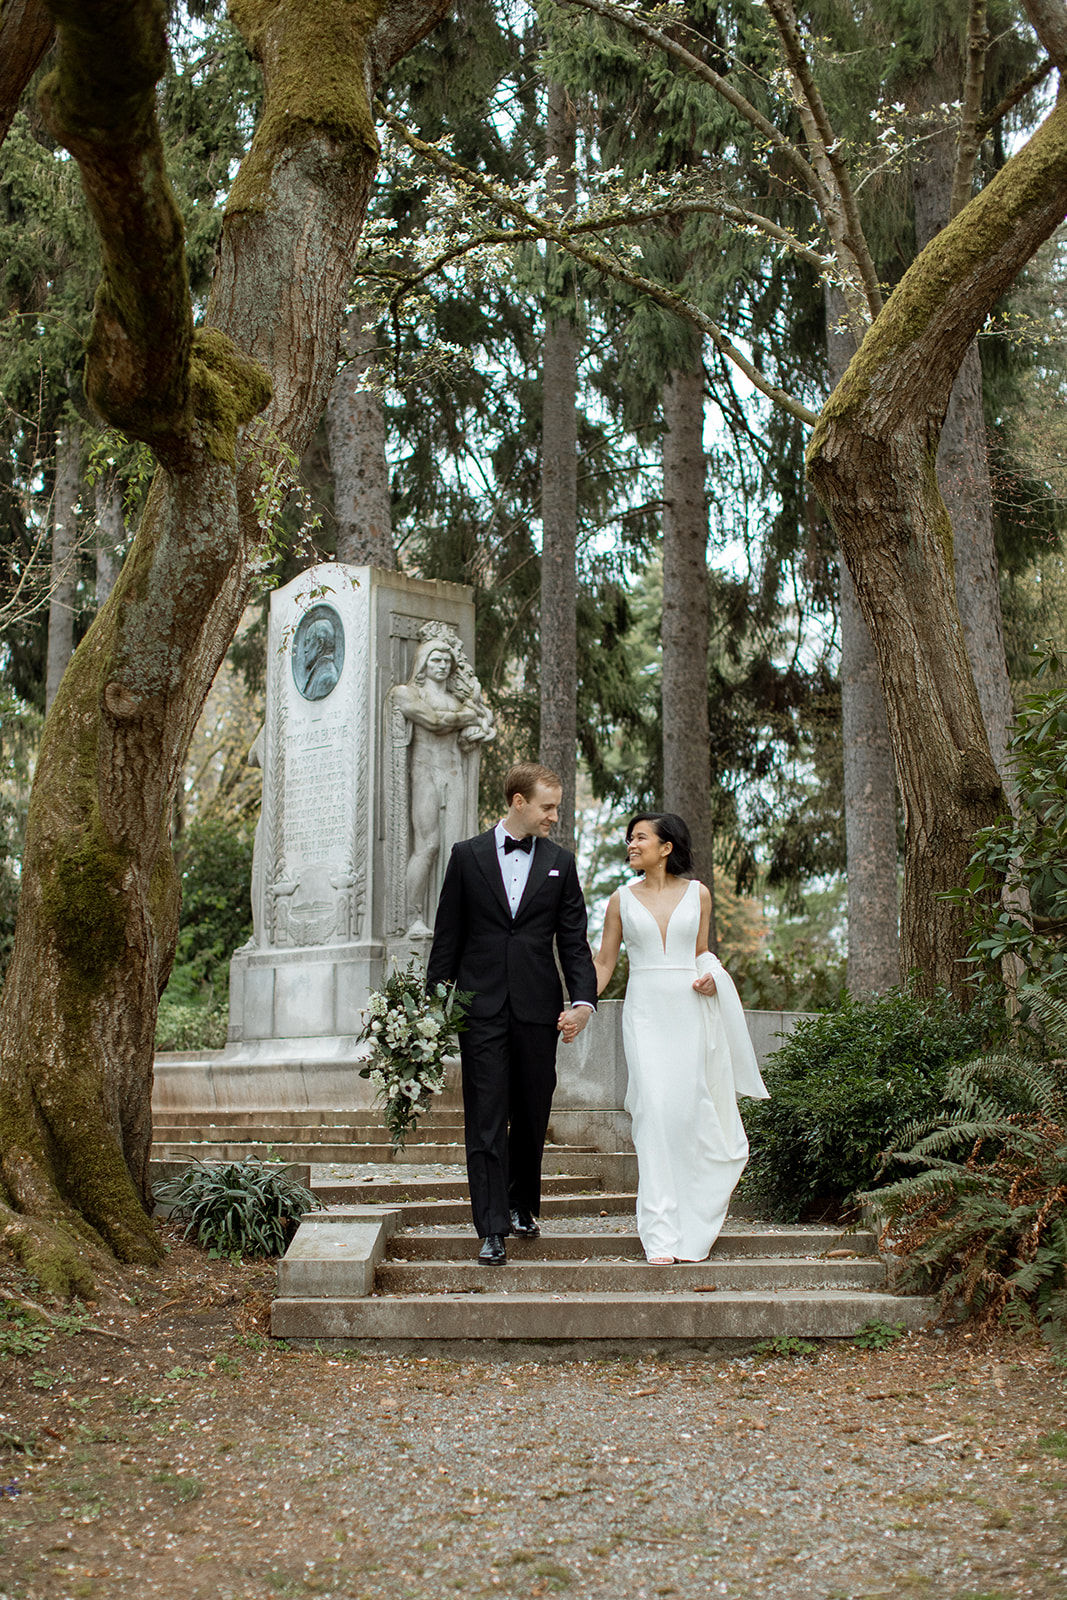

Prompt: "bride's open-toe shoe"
[646,1255,675,1266]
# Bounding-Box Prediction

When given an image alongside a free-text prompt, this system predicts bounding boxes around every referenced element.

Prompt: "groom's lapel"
[470,828,511,918]
[515,838,558,920]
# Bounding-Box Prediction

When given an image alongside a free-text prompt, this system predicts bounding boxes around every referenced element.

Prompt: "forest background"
[2,0,1066,1053]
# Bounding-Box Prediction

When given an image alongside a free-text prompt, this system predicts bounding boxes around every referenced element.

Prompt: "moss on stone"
[227,0,388,216]
[189,327,272,463]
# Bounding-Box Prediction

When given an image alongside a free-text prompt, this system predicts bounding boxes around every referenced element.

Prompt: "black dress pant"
[459,1000,559,1237]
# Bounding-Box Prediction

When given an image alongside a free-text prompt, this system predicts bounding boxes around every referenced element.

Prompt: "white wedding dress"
[619,878,770,1262]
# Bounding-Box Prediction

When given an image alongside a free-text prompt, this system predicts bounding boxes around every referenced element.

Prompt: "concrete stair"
[149,1106,934,1346]
[150,1108,638,1188]
[257,1112,935,1348]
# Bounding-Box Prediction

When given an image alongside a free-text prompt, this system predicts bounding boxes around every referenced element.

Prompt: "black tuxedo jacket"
[426,829,598,1023]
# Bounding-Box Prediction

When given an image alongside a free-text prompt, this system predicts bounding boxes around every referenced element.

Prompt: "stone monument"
[226,564,493,1061]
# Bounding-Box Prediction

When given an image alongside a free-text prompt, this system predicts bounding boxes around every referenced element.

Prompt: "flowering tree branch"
[379,108,820,425]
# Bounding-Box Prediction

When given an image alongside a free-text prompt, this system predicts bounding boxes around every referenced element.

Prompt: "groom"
[427,762,597,1265]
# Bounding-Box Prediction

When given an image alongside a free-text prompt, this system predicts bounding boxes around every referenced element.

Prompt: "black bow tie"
[503,834,533,855]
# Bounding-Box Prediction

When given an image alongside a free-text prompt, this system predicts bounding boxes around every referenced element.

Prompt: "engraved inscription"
[284,722,349,864]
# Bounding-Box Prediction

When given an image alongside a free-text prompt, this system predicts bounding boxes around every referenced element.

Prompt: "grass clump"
[852,1318,906,1350]
[752,1335,819,1360]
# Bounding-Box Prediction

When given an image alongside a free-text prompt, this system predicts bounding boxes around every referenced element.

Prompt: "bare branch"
[0,0,53,147]
[975,58,1056,140]
[556,0,829,205]
[951,0,990,220]
[762,0,883,326]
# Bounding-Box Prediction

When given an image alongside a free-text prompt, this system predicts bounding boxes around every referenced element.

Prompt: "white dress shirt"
[495,820,535,915]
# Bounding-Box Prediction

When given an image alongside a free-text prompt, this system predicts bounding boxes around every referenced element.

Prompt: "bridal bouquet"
[357,963,471,1150]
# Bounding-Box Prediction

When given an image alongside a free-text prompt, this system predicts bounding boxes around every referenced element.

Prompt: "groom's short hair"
[505,762,562,804]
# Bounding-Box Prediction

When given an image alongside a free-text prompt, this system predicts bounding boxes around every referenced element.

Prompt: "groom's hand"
[557,1007,591,1043]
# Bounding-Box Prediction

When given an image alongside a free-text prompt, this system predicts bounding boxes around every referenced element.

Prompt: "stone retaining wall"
[153,1001,809,1152]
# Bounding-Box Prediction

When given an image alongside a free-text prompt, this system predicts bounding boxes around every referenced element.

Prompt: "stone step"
[149,1142,627,1183]
[373,1257,889,1293]
[270,1288,934,1344]
[151,1122,468,1145]
[150,1159,313,1190]
[387,1225,877,1261]
[313,1191,637,1225]
[310,1173,609,1205]
[154,1109,403,1128]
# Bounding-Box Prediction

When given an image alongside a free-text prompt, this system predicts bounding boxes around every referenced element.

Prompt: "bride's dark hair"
[625,812,694,876]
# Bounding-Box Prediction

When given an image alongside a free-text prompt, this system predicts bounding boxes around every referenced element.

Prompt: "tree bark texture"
[44,420,79,714]
[1020,0,1067,67]
[911,79,1015,793]
[807,92,1067,997]
[0,0,449,1290]
[661,350,716,942]
[324,306,394,567]
[825,290,899,995]
[0,0,53,145]
[93,471,122,606]
[539,78,579,851]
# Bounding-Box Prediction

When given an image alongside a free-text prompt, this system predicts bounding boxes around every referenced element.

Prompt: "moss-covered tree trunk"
[909,53,1015,794]
[0,0,53,144]
[807,92,1067,998]
[0,0,449,1292]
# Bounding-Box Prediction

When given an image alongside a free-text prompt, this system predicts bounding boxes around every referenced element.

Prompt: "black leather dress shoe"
[478,1233,507,1266]
[509,1209,540,1240]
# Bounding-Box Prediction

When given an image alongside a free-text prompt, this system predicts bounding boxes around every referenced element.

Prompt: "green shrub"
[154,998,229,1052]
[156,817,253,1047]
[860,985,1067,1346]
[945,646,1067,1008]
[741,986,1002,1220]
[153,1160,320,1258]
[162,817,254,1007]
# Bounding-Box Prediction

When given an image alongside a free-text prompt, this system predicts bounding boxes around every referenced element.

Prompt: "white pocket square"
[548,869,560,877]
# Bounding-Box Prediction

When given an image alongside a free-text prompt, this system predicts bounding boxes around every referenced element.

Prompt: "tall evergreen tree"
[540,76,580,846]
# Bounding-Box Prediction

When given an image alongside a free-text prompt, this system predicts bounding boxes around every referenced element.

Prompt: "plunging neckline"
[625,878,695,955]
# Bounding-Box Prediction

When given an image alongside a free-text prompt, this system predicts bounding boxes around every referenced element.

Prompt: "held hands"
[557,1007,591,1043]
[692,973,717,996]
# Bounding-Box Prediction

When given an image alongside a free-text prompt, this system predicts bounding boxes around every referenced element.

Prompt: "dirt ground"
[1,1226,1065,1600]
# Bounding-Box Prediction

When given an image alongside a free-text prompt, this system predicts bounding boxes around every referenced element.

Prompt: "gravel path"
[1,1232,1064,1600]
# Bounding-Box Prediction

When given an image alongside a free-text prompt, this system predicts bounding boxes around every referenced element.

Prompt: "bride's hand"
[692,974,717,995]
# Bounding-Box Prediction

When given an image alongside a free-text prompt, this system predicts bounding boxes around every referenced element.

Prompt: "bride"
[592,812,769,1265]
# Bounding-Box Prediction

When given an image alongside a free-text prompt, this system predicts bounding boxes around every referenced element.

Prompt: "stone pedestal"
[225,564,488,1061]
